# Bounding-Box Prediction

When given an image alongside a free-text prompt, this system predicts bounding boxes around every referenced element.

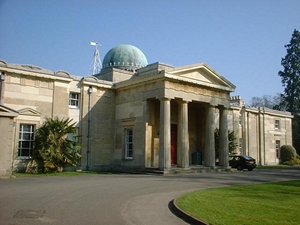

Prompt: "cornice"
[0,65,73,82]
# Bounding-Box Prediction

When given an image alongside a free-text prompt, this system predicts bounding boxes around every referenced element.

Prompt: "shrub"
[280,145,297,163]
[33,117,81,172]
[283,157,300,166]
[292,157,300,164]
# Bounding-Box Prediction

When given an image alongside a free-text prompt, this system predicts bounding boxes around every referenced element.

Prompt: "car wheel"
[248,168,253,171]
[237,165,243,171]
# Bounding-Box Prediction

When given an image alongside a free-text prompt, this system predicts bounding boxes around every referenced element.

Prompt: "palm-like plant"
[34,117,81,172]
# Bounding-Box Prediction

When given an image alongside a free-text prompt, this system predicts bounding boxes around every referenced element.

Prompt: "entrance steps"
[143,165,232,175]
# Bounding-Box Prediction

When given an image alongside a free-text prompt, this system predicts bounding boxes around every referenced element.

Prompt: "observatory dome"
[102,44,148,71]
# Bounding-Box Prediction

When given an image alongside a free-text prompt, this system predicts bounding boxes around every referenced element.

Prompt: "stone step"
[143,166,232,175]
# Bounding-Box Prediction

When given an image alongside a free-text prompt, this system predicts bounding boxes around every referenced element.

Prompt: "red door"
[171,124,177,165]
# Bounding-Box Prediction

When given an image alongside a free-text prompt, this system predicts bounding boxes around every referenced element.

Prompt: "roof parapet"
[230,95,245,106]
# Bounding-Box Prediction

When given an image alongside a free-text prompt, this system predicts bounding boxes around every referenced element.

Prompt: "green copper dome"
[102,44,148,71]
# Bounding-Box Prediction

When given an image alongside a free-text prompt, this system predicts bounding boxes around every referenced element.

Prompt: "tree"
[250,94,286,110]
[215,128,238,159]
[278,29,300,152]
[34,117,81,172]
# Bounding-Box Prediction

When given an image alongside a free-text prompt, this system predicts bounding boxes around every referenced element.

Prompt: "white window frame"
[276,140,280,158]
[125,128,133,159]
[18,124,35,158]
[275,120,280,130]
[69,92,80,108]
[67,127,79,143]
[239,138,243,152]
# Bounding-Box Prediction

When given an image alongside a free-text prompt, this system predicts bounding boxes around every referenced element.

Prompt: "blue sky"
[1,0,300,104]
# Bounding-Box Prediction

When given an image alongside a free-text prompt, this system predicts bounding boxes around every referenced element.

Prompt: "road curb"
[169,199,208,225]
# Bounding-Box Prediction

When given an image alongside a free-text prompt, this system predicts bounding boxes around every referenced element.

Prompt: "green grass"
[176,180,300,225]
[256,165,291,169]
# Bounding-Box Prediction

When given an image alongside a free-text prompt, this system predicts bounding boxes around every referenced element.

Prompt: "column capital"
[176,99,190,104]
[218,105,229,110]
[205,103,217,109]
[159,97,171,102]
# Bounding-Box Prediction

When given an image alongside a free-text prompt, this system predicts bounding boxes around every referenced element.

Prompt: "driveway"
[1,168,300,225]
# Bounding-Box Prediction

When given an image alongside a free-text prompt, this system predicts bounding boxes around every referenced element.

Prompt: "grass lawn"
[176,180,300,225]
[256,165,291,169]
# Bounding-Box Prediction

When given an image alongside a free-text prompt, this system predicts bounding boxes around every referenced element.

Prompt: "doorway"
[171,124,177,165]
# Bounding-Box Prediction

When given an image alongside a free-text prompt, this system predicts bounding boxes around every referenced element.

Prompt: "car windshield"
[244,156,254,160]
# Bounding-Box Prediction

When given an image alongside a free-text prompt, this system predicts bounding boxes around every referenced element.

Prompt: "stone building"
[0,44,293,177]
[229,96,293,165]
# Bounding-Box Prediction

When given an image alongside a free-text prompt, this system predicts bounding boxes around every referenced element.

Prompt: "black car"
[229,155,257,171]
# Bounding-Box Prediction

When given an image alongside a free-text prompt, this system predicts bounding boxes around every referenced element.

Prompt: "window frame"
[124,128,133,159]
[276,140,280,158]
[275,119,280,130]
[69,92,80,108]
[239,138,243,152]
[67,126,79,143]
[18,124,35,159]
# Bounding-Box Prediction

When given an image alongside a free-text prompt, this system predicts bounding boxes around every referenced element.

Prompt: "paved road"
[1,168,300,225]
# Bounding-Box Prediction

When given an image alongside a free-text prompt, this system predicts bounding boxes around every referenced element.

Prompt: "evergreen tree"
[278,29,300,152]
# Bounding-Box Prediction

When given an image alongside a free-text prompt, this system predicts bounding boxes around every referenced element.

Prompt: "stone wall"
[0,116,15,177]
[80,85,116,171]
[4,72,54,117]
[229,105,293,165]
[114,84,146,169]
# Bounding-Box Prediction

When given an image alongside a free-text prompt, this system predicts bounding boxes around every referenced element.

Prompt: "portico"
[142,62,235,171]
[146,99,231,171]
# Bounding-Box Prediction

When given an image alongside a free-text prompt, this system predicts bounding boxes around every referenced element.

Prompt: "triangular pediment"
[168,63,236,91]
[18,107,41,117]
[0,105,19,117]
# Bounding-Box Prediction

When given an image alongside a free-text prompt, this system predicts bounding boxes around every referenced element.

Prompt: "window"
[275,120,280,130]
[125,128,133,159]
[18,124,35,157]
[239,138,243,152]
[67,127,79,143]
[69,92,79,108]
[276,140,280,158]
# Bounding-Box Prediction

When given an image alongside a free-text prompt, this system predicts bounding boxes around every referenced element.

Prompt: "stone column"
[204,105,215,167]
[241,108,247,155]
[178,100,189,168]
[159,98,171,170]
[219,107,229,167]
[143,100,151,168]
[0,72,6,105]
[258,111,265,165]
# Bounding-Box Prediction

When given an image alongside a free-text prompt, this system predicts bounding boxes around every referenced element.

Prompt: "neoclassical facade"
[229,96,293,165]
[0,44,293,177]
